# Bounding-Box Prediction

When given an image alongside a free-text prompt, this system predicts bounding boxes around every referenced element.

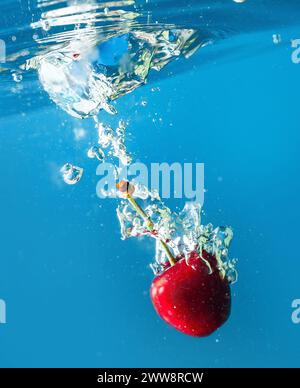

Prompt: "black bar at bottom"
[0,368,297,385]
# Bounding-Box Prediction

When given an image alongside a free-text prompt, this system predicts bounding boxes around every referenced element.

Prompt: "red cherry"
[150,250,231,337]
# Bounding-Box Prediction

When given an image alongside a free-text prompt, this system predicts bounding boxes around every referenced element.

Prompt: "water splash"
[116,185,237,282]
[24,25,204,119]
[36,43,116,119]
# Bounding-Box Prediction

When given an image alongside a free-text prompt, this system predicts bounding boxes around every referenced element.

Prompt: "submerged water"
[0,0,300,367]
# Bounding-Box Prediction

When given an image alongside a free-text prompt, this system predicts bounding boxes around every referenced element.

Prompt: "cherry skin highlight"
[150,250,231,337]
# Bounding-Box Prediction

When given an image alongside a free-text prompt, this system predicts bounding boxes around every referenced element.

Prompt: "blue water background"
[0,3,300,367]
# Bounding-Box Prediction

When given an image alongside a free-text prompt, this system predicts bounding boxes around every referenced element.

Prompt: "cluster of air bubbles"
[131,182,154,200]
[114,120,132,166]
[117,203,146,239]
[95,118,131,166]
[60,163,83,185]
[60,117,131,192]
[195,224,237,283]
[96,121,114,149]
[117,184,237,281]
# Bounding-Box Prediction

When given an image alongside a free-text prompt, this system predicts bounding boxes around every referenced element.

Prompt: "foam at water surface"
[28,27,204,118]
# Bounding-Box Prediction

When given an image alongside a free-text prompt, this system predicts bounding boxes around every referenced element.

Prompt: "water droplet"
[60,163,83,185]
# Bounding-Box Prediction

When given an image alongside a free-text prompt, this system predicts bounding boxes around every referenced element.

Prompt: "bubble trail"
[28,2,237,281]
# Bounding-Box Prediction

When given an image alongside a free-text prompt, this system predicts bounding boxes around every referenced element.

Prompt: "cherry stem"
[126,193,176,266]
[159,240,176,266]
[127,195,154,230]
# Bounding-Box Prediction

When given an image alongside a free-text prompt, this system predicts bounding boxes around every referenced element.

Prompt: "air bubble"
[272,34,281,44]
[87,145,105,161]
[41,20,51,31]
[60,163,83,185]
[12,72,23,83]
